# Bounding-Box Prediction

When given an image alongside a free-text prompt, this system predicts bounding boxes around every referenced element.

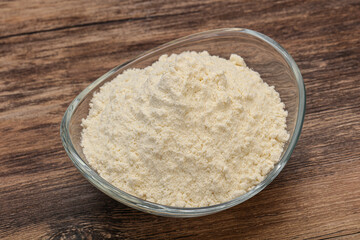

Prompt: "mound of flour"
[81,51,289,207]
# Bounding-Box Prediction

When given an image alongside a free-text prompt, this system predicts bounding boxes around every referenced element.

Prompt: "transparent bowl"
[60,28,305,217]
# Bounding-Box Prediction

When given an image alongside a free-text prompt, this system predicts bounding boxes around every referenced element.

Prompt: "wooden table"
[1,0,359,239]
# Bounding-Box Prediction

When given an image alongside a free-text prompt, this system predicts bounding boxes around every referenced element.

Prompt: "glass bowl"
[60,28,305,217]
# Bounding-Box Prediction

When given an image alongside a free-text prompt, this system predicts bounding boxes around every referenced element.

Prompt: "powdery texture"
[81,51,289,207]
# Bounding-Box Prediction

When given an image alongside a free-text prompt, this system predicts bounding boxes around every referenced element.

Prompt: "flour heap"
[81,51,289,207]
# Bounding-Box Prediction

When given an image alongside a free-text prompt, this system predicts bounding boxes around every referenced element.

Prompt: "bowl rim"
[60,28,306,217]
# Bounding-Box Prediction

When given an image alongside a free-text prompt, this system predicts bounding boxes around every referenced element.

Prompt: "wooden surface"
[1,0,360,239]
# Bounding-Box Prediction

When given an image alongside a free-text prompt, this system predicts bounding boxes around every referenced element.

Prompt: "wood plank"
[0,0,359,239]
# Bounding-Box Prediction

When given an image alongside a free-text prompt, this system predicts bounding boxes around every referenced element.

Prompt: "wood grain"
[1,0,360,239]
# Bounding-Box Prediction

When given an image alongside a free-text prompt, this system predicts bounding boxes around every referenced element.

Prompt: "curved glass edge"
[59,28,306,217]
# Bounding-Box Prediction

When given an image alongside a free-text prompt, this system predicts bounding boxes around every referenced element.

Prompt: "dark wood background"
[1,0,359,239]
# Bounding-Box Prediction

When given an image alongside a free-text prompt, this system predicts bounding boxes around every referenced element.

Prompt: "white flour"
[81,51,289,207]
